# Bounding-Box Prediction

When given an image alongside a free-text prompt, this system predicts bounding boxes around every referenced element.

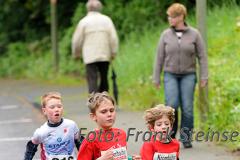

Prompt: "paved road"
[0,79,239,160]
[0,92,44,159]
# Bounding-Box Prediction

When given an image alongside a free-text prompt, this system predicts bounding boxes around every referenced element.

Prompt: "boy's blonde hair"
[144,104,175,129]
[87,91,115,113]
[167,3,187,19]
[41,92,62,108]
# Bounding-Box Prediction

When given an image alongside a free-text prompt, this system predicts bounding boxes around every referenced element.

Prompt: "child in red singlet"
[140,104,180,160]
[77,92,141,160]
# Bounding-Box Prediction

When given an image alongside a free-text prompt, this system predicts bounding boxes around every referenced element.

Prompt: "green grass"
[113,26,167,110]
[206,5,240,149]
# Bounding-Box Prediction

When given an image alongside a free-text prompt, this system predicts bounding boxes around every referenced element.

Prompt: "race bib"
[153,152,177,160]
[101,147,128,160]
[47,155,75,160]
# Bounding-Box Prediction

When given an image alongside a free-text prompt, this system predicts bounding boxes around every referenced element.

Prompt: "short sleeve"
[140,142,154,160]
[77,139,94,160]
[73,121,79,140]
[31,128,42,144]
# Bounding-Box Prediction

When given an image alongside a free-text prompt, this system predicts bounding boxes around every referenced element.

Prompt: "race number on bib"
[47,155,75,160]
[153,152,177,160]
[101,147,128,160]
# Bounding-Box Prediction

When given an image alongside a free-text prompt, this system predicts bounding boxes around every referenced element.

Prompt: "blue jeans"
[164,72,196,143]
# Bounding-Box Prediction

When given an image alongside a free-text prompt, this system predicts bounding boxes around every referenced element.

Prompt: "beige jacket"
[72,12,118,64]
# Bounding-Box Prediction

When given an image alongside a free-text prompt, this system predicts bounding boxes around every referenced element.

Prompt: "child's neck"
[47,118,63,127]
[157,137,171,143]
[97,126,112,131]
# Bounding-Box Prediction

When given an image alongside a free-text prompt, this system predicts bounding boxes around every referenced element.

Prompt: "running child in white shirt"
[24,92,83,160]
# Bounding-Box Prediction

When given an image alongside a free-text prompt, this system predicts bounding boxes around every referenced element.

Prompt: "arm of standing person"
[153,33,166,89]
[195,30,208,87]
[72,20,85,60]
[108,18,119,61]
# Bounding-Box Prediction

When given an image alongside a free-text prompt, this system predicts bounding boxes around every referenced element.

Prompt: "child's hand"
[132,154,142,160]
[98,149,113,160]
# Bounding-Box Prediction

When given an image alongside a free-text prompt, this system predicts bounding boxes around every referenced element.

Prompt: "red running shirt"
[77,128,127,160]
[140,138,180,160]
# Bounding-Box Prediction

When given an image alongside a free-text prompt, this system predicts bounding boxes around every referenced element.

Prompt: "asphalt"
[0,79,239,160]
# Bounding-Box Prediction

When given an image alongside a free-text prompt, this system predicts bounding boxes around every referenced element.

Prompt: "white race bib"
[101,147,128,160]
[153,152,177,160]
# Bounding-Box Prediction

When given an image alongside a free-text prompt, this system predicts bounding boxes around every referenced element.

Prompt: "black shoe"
[183,142,192,148]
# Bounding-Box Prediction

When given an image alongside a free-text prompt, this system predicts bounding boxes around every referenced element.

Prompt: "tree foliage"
[0,0,81,54]
[0,0,238,56]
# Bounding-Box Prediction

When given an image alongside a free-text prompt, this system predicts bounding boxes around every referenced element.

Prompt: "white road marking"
[0,105,19,110]
[0,118,32,124]
[0,137,31,142]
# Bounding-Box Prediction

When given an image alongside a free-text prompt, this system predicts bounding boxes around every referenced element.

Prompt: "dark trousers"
[86,61,109,93]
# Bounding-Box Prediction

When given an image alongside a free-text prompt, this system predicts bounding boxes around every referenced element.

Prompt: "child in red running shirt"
[77,92,141,160]
[140,104,180,160]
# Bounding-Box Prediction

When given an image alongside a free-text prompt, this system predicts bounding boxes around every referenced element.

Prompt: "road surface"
[0,79,239,160]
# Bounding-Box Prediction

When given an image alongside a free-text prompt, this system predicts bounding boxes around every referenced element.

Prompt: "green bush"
[0,42,30,77]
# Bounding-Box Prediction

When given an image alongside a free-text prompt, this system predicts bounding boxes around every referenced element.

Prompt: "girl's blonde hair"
[144,104,175,129]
